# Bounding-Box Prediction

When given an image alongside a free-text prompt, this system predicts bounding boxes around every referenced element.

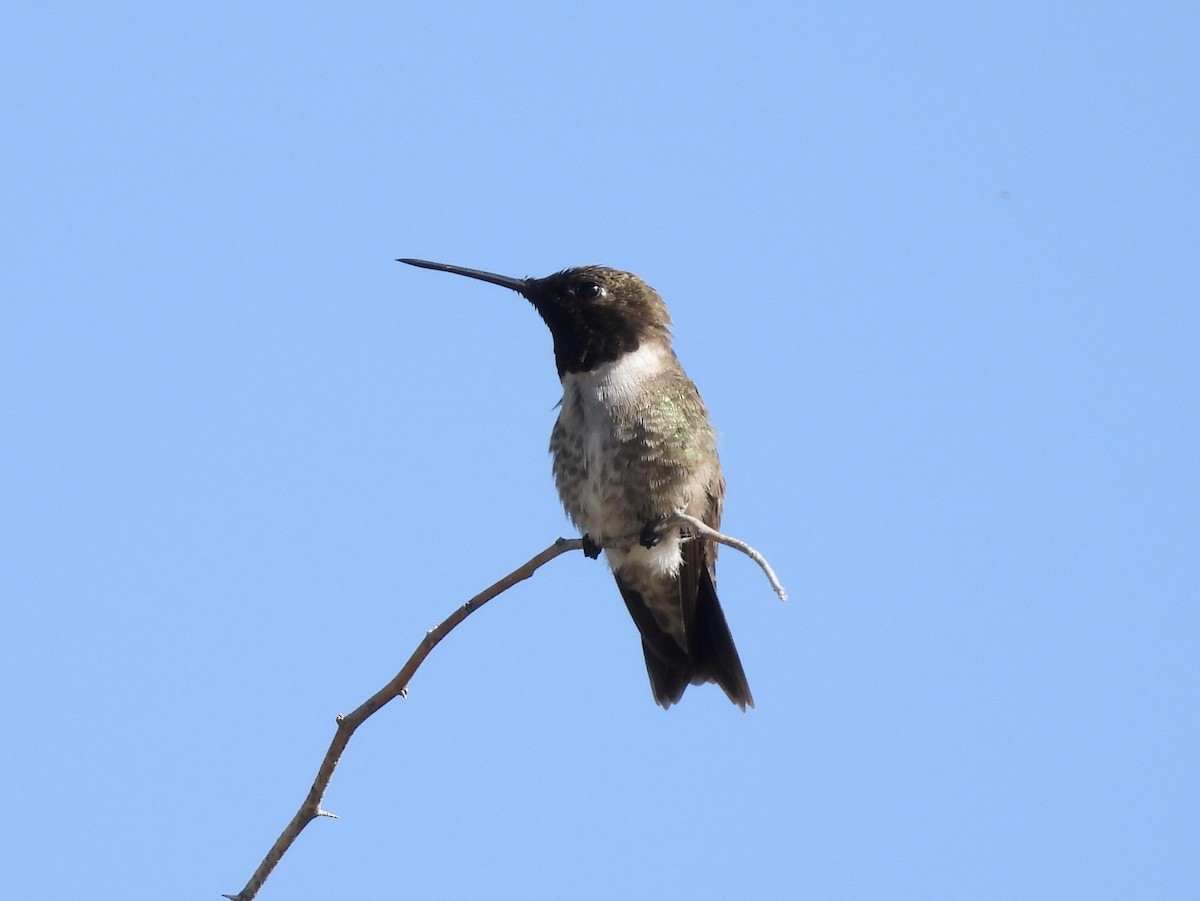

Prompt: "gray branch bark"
[223,528,784,900]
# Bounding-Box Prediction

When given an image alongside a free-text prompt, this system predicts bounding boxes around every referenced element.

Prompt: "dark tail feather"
[615,583,693,709]
[640,640,691,710]
[689,566,754,710]
[624,566,753,711]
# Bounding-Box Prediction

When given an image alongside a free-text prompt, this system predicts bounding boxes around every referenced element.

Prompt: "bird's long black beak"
[397,258,530,296]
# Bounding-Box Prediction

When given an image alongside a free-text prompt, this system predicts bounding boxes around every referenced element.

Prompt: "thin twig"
[223,537,583,901]
[658,512,789,601]
[224,525,782,899]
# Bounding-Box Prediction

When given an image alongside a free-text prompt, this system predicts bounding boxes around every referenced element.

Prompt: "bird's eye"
[578,282,605,299]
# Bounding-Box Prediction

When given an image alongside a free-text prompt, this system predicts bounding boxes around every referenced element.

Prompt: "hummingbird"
[398,257,753,710]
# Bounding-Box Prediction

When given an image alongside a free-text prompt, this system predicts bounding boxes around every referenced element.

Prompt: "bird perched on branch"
[400,258,752,710]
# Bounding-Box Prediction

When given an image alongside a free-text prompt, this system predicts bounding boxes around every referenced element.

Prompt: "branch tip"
[598,513,788,601]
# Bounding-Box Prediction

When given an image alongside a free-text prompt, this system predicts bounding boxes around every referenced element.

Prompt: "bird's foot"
[581,534,603,560]
[639,520,665,549]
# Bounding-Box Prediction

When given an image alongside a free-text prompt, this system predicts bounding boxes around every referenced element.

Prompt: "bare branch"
[224,525,782,899]
[223,537,583,901]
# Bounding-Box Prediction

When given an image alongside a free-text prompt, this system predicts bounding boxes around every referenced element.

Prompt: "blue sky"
[3,3,1197,899]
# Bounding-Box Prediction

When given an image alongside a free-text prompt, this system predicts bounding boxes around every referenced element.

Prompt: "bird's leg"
[580,534,603,560]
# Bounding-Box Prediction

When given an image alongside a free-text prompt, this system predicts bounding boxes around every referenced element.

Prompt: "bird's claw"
[639,521,664,549]
[581,534,602,559]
